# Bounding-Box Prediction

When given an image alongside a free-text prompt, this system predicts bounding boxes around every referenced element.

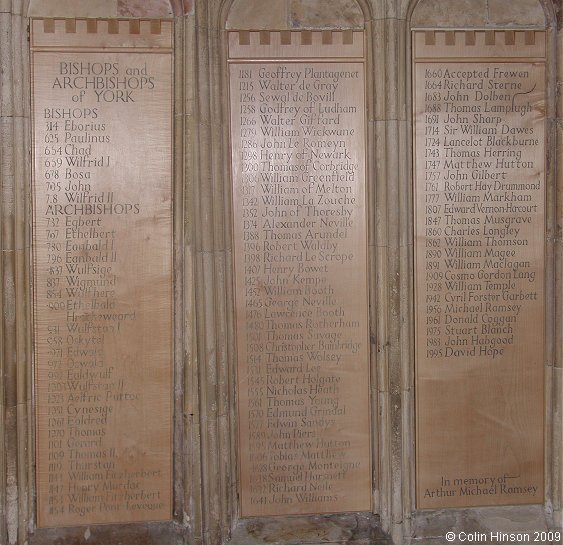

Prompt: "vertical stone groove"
[178,11,204,545]
[370,3,412,541]
[554,0,563,528]
[172,15,189,541]
[0,3,10,541]
[192,1,234,543]
[1,1,31,544]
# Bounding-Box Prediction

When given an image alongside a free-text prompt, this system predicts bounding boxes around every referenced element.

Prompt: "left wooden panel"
[31,19,174,527]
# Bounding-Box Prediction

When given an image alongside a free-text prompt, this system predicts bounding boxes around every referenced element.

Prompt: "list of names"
[230,56,371,516]
[33,26,173,528]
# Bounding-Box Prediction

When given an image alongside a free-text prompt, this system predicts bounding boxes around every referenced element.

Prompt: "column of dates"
[237,67,265,479]
[41,117,66,510]
[419,88,444,358]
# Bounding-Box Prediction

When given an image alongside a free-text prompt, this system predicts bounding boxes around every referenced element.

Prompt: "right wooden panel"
[414,30,546,509]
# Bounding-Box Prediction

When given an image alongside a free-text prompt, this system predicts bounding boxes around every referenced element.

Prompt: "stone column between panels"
[1,1,31,544]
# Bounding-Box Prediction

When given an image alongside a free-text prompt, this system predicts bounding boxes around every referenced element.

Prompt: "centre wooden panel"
[32,20,174,527]
[229,31,371,517]
[414,31,546,509]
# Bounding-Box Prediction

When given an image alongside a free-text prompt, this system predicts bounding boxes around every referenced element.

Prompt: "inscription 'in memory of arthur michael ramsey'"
[414,30,546,509]
[32,19,173,527]
[229,31,371,517]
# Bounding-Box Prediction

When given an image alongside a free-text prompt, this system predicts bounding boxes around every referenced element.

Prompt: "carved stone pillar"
[1,2,31,544]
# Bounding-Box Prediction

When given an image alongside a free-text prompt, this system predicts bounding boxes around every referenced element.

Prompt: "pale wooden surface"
[229,31,372,517]
[32,20,174,527]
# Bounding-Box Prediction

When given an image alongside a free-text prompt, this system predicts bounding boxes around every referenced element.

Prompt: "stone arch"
[214,0,386,539]
[225,0,366,30]
[27,0,181,18]
[409,0,548,28]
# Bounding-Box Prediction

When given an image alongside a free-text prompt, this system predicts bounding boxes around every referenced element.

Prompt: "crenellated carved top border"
[228,30,364,59]
[414,30,546,59]
[31,18,174,50]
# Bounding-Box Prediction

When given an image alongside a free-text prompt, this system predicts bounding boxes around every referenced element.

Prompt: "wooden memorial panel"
[414,30,546,509]
[31,19,174,526]
[229,31,371,517]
